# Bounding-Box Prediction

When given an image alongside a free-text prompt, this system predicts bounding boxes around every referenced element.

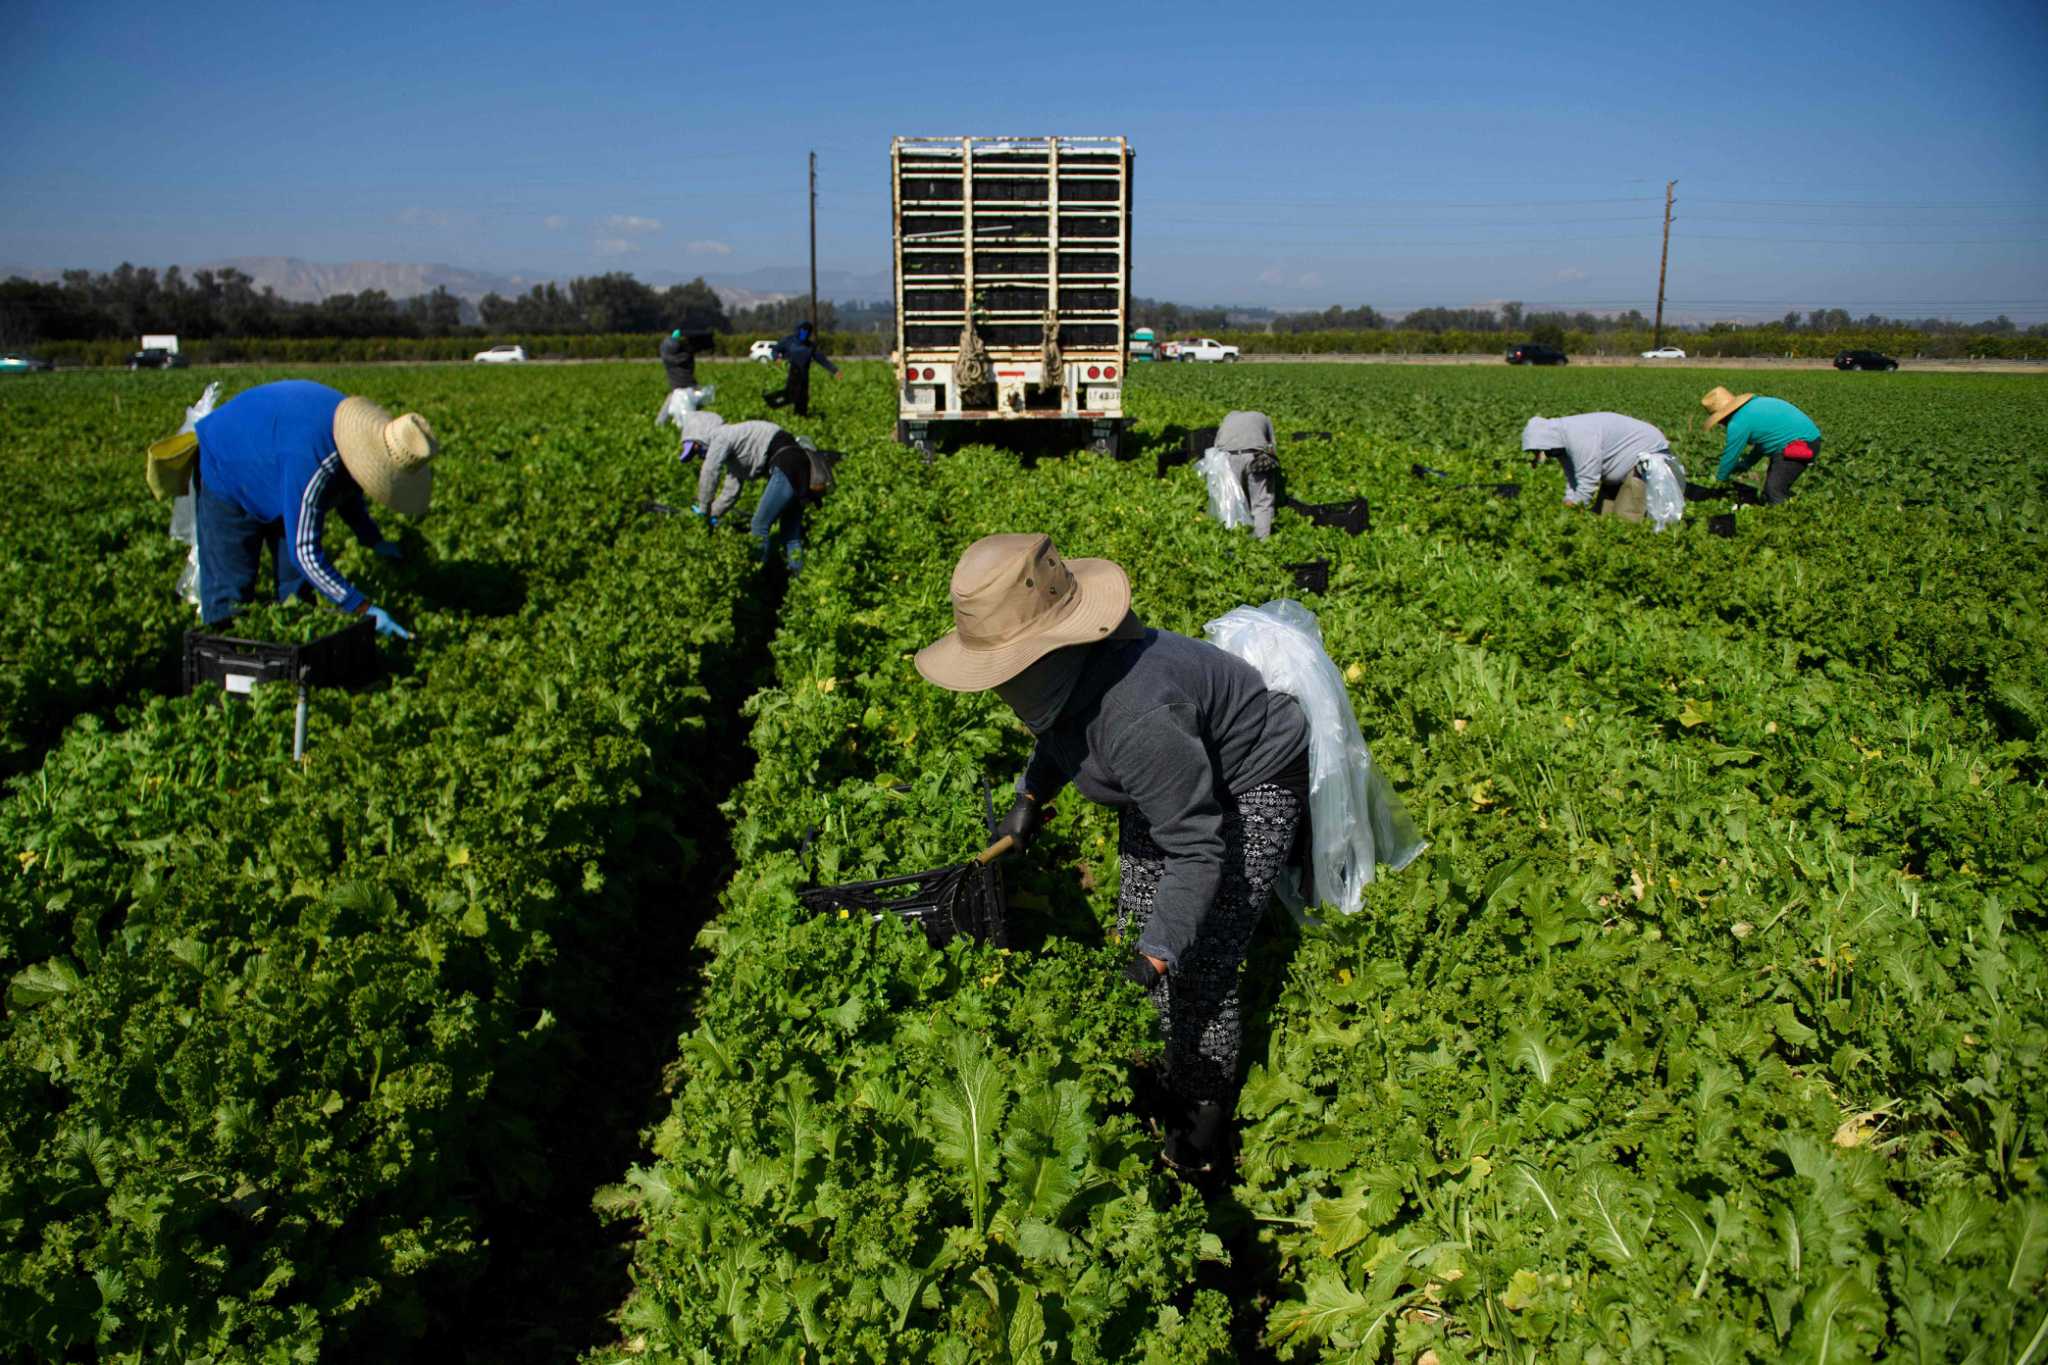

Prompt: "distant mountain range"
[0,256,895,312]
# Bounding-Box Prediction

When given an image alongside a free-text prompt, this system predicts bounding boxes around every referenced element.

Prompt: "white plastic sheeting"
[1197,446,1251,530]
[1641,452,1684,531]
[171,382,222,610]
[1204,599,1426,915]
[655,385,716,430]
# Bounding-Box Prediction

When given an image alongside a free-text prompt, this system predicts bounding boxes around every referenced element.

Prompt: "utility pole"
[808,151,819,329]
[1653,179,1676,348]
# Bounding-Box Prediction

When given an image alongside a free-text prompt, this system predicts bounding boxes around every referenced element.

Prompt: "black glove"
[1122,951,1164,992]
[993,794,1043,854]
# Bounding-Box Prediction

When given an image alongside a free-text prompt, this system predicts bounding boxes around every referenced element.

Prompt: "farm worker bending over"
[1703,387,1821,504]
[1216,410,1281,539]
[916,534,1312,1177]
[190,380,431,637]
[683,412,836,572]
[1520,412,1684,520]
[767,320,839,417]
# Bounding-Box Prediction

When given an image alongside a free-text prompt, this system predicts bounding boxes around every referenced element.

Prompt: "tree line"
[0,264,906,348]
[4,263,2042,355]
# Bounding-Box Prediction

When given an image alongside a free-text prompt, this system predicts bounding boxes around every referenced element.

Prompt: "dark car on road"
[1507,343,1569,366]
[128,347,187,370]
[1834,349,1899,371]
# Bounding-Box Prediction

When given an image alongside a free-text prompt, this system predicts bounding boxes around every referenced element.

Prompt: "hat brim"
[915,557,1131,692]
[1702,392,1755,428]
[334,397,433,517]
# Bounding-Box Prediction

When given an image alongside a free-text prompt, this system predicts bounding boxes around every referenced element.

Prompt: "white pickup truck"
[1175,337,1240,363]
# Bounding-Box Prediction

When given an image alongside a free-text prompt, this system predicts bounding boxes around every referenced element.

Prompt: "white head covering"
[1521,416,1566,453]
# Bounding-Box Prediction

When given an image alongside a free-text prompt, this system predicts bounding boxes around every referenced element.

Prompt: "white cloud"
[1555,267,1587,282]
[398,206,450,228]
[543,214,567,231]
[594,237,639,257]
[604,214,662,234]
[1297,271,1324,289]
[685,239,734,256]
[1257,266,1287,286]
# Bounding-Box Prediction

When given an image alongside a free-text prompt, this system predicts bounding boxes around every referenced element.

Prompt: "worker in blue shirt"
[766,320,839,417]
[191,380,435,635]
[1703,386,1821,504]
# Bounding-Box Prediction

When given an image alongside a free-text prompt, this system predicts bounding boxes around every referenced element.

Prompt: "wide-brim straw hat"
[1700,386,1755,428]
[333,397,436,516]
[916,533,1131,692]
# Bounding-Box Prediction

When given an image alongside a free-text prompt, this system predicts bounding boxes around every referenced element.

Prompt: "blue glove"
[364,605,411,640]
[693,503,718,529]
[372,541,403,561]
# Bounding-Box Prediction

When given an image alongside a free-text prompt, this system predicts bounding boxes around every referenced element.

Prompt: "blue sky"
[4,0,2045,322]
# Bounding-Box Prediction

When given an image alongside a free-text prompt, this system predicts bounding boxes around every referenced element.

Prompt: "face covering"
[994,612,1145,734]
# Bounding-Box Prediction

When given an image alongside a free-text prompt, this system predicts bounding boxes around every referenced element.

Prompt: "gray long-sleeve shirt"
[694,418,789,516]
[1215,410,1275,452]
[1521,412,1675,506]
[1020,628,1309,969]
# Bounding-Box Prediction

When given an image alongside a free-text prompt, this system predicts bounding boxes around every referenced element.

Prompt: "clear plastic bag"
[170,383,221,609]
[1640,451,1683,531]
[1198,446,1251,530]
[1205,599,1426,915]
[655,385,715,428]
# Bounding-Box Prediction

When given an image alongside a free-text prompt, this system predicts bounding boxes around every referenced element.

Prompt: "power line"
[1681,234,2048,245]
[1690,196,2048,208]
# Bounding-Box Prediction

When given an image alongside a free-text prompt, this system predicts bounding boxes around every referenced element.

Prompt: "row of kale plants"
[591,362,2045,1360]
[1,366,760,1359]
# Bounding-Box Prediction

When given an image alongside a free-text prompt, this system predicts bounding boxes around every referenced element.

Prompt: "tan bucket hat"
[916,533,1131,692]
[333,397,436,516]
[1701,386,1755,428]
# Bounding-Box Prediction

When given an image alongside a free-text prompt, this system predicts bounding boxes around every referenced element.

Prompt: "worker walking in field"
[766,321,839,417]
[178,380,430,636]
[916,534,1313,1177]
[683,412,836,572]
[1703,386,1821,504]
[1521,411,1685,520]
[1216,410,1282,539]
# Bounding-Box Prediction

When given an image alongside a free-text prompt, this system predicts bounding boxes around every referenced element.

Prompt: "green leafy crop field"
[2,361,2043,1362]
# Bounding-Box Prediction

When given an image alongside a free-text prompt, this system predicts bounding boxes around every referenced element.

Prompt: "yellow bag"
[145,431,199,501]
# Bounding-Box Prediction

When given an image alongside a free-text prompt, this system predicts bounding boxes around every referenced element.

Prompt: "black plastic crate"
[1289,496,1372,536]
[1686,480,1763,506]
[1156,424,1217,479]
[183,618,379,698]
[797,859,1008,949]
[1286,559,1331,593]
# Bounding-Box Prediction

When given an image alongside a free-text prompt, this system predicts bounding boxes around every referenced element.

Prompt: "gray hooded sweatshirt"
[1017,628,1309,969]
[1521,412,1679,506]
[1216,410,1276,453]
[691,416,791,516]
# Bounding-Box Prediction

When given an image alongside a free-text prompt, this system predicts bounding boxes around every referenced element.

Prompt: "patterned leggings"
[1117,782,1302,1103]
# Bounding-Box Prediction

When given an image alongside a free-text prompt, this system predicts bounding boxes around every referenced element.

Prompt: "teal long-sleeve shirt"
[1716,396,1821,480]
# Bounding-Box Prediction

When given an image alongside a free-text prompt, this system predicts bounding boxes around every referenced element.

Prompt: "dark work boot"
[1163,1101,1230,1176]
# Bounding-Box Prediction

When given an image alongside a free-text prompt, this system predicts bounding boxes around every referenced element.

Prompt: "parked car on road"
[128,347,187,370]
[1834,349,1899,371]
[1641,346,1687,360]
[473,344,528,364]
[0,352,54,373]
[1176,337,1240,362]
[1506,343,1569,366]
[749,340,780,363]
